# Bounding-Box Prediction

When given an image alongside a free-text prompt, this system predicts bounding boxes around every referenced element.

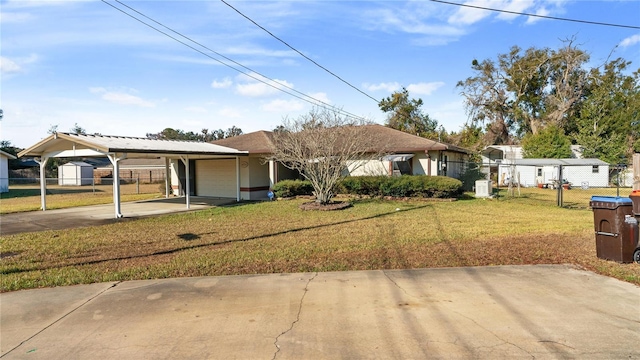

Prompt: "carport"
[18,132,248,218]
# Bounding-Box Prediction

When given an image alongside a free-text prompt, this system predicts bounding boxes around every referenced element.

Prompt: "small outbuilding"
[0,149,17,193]
[58,161,94,186]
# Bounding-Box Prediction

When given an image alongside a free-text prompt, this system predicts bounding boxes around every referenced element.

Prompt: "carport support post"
[36,156,49,211]
[236,156,240,202]
[107,154,125,218]
[164,157,170,199]
[180,156,190,209]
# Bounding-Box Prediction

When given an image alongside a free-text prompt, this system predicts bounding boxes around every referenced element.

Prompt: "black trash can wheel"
[634,248,640,264]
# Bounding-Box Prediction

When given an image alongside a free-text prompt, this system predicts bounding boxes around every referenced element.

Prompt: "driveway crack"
[0,281,121,358]
[382,269,418,299]
[272,272,317,360]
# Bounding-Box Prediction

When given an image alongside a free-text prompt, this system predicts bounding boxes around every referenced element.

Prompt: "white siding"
[0,156,9,193]
[196,159,236,198]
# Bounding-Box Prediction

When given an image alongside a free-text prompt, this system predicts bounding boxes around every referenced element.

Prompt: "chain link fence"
[5,177,165,196]
[456,160,634,209]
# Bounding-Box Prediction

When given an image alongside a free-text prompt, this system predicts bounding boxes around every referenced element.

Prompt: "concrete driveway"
[0,197,234,236]
[1,265,639,359]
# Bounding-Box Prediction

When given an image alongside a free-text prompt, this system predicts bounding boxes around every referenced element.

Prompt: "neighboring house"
[58,161,94,186]
[210,125,473,200]
[0,149,17,193]
[481,146,609,187]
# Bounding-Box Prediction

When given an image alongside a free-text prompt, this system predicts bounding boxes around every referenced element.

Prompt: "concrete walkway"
[0,197,234,236]
[1,265,639,359]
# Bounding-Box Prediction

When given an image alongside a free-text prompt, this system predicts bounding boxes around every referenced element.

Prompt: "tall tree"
[378,88,439,139]
[457,39,589,144]
[574,58,640,163]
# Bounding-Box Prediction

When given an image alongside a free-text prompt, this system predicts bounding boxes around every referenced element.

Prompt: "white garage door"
[196,159,236,198]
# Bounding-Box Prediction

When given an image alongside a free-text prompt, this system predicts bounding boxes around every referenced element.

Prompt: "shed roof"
[18,132,247,159]
[0,149,17,159]
[61,161,93,167]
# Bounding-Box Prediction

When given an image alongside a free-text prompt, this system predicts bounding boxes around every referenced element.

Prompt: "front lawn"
[1,197,638,292]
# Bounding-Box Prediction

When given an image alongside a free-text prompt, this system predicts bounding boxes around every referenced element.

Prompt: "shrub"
[337,175,462,198]
[272,179,313,198]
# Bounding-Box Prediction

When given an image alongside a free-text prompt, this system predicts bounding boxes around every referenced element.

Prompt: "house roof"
[0,149,17,159]
[513,158,609,166]
[211,131,275,154]
[211,125,472,155]
[18,132,248,159]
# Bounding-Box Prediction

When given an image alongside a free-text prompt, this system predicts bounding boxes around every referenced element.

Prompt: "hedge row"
[273,176,463,199]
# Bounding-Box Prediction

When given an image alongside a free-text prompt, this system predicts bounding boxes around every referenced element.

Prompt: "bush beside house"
[273,175,463,200]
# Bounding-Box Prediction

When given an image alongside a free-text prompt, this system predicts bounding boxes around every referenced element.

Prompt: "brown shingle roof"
[211,131,275,154]
[211,125,472,155]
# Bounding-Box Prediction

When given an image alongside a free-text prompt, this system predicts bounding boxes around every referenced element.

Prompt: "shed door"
[196,159,236,198]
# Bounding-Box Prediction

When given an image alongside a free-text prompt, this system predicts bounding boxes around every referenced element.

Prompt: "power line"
[220,0,381,103]
[101,0,368,121]
[430,0,640,30]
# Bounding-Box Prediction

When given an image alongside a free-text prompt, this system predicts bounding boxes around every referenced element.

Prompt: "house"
[210,125,473,200]
[481,145,610,187]
[58,161,94,186]
[0,149,17,193]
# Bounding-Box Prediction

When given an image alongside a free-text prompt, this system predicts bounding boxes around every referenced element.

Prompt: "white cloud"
[363,82,401,92]
[620,34,640,48]
[0,54,38,74]
[89,87,155,108]
[235,73,294,97]
[211,77,232,89]
[0,12,33,23]
[448,0,495,26]
[407,82,445,96]
[525,7,549,25]
[308,92,331,104]
[261,99,304,112]
[185,106,207,113]
[0,57,22,74]
[218,107,242,118]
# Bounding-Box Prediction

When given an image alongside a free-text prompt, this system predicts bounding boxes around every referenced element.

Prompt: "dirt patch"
[299,201,353,211]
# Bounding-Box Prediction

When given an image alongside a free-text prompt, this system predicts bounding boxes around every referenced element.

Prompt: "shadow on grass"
[1,204,431,275]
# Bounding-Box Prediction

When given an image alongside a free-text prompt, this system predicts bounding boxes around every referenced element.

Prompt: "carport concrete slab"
[1,265,639,359]
[0,197,234,236]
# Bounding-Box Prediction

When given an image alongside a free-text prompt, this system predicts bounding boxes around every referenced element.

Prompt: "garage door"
[196,159,236,198]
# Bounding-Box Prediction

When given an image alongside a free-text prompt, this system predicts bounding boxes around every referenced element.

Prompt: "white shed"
[502,158,610,188]
[58,161,94,186]
[0,149,17,193]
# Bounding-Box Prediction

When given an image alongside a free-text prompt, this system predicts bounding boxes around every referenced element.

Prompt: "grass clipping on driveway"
[1,198,639,292]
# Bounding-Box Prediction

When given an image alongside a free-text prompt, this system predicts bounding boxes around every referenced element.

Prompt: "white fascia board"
[44,148,108,158]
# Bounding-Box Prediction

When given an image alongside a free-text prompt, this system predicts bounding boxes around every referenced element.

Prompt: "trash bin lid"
[590,196,632,209]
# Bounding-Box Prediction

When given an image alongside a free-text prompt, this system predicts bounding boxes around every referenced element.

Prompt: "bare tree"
[270,108,386,204]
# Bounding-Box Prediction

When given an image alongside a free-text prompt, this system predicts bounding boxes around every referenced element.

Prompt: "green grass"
[2,196,638,292]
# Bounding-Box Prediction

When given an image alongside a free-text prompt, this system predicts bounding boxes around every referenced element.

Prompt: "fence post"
[92,176,95,194]
[634,154,640,191]
[557,165,563,207]
[136,174,140,194]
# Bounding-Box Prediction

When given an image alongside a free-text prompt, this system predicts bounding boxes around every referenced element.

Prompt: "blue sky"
[1,0,639,148]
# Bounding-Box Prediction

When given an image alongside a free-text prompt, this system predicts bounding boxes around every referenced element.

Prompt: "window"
[537,168,542,177]
[592,165,599,174]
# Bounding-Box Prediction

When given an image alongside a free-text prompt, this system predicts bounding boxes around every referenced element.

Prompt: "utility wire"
[430,0,640,30]
[101,0,367,121]
[220,0,381,103]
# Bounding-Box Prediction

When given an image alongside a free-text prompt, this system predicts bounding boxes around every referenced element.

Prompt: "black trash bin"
[589,196,638,263]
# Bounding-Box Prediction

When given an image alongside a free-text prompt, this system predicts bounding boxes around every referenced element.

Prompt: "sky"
[1,0,639,149]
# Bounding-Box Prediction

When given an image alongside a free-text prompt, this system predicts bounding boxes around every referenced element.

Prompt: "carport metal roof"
[18,132,248,219]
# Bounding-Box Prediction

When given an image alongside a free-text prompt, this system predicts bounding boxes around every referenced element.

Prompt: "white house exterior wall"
[241,156,270,200]
[0,155,9,193]
[413,152,429,175]
[347,159,389,176]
